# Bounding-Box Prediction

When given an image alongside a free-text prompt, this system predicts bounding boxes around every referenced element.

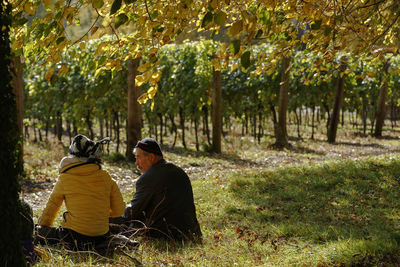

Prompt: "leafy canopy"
[11,0,400,101]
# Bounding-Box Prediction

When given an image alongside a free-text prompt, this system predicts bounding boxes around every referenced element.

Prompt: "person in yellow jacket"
[35,134,126,250]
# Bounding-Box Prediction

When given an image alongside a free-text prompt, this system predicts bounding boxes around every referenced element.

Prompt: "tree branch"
[144,0,155,22]
[70,12,101,47]
[371,13,400,47]
[358,0,386,9]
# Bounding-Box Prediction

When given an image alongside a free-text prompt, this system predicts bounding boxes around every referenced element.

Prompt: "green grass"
[223,156,400,265]
[33,155,400,266]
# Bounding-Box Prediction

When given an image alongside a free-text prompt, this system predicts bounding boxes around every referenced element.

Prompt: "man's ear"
[149,153,156,163]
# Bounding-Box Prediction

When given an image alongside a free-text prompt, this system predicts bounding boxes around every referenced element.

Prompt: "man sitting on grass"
[35,134,129,251]
[110,138,202,242]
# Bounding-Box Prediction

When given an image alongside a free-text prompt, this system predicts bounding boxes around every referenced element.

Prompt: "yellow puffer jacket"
[39,162,126,236]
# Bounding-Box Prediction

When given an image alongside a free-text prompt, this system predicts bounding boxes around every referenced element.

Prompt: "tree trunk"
[273,55,291,149]
[99,117,104,138]
[252,112,257,141]
[158,113,163,144]
[328,59,347,143]
[295,109,301,138]
[245,110,249,135]
[202,105,211,145]
[73,120,78,136]
[212,68,222,153]
[86,111,93,140]
[67,121,72,144]
[37,127,42,142]
[24,124,29,139]
[11,55,24,172]
[105,117,110,154]
[169,113,177,148]
[0,5,25,264]
[45,120,49,140]
[194,117,199,151]
[33,122,38,142]
[322,100,331,133]
[341,105,345,127]
[311,104,315,140]
[390,100,396,128]
[258,108,263,144]
[56,111,63,141]
[179,107,186,148]
[374,62,390,137]
[164,115,168,137]
[126,58,142,161]
[270,104,277,125]
[114,110,120,153]
[154,118,158,141]
[105,116,109,137]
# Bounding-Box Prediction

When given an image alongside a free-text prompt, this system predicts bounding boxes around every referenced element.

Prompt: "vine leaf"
[92,0,104,9]
[241,51,251,69]
[110,0,122,15]
[115,13,128,29]
[202,12,213,28]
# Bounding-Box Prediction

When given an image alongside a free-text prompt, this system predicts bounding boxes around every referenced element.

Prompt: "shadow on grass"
[161,144,260,167]
[226,157,400,264]
[20,177,53,193]
[311,137,391,149]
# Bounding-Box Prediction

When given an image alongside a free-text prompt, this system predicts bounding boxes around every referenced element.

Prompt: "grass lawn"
[22,122,400,266]
[31,154,400,266]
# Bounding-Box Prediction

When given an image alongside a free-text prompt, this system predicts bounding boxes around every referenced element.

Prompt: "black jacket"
[123,159,202,240]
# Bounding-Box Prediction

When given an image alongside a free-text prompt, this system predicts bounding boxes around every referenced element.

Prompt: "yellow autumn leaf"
[24,2,36,16]
[229,20,243,37]
[366,72,375,78]
[230,62,239,72]
[150,71,162,85]
[148,47,158,55]
[43,0,52,7]
[45,68,54,82]
[138,62,151,72]
[138,16,147,27]
[266,66,276,76]
[80,42,86,50]
[137,92,149,104]
[135,71,152,87]
[94,67,105,77]
[210,0,218,9]
[94,42,108,57]
[105,61,114,70]
[58,65,68,76]
[91,26,99,36]
[12,39,23,51]
[148,86,158,99]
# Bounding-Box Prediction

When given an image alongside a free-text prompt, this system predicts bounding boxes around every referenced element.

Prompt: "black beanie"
[135,138,163,156]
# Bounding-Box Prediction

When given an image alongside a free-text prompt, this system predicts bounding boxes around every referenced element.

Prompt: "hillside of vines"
[24,40,400,152]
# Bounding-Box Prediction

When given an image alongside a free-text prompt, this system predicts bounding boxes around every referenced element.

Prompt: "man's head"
[134,138,163,173]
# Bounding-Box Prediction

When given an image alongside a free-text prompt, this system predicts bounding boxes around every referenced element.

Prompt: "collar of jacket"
[153,158,166,168]
[59,161,101,174]
[143,158,166,174]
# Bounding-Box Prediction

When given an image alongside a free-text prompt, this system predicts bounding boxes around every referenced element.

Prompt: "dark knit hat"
[135,138,163,156]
